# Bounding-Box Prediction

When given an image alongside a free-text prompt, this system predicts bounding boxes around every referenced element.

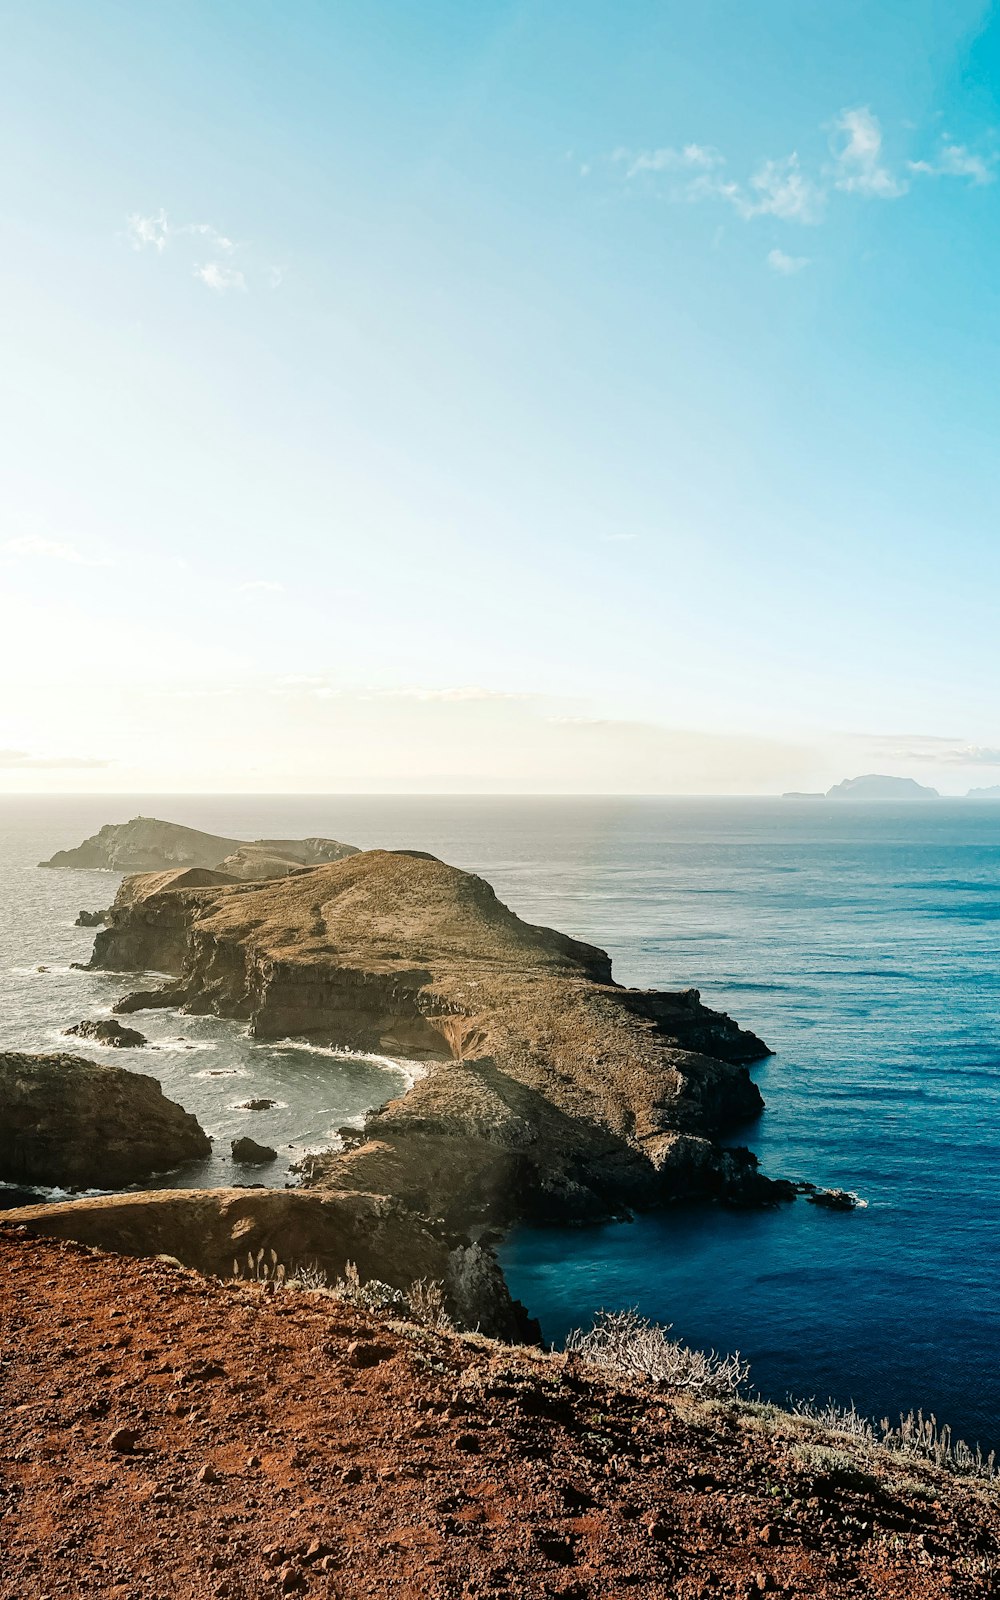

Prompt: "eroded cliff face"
[86,851,781,1226]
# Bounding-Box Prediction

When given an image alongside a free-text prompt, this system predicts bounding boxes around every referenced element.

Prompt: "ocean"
[3,794,999,1450]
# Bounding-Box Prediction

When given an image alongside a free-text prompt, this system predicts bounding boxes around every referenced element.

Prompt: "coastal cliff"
[40,815,359,878]
[87,849,781,1226]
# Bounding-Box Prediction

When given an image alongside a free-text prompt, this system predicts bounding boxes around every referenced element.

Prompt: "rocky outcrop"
[40,816,359,877]
[0,1052,210,1188]
[86,850,783,1226]
[74,908,107,927]
[65,1019,147,1048]
[231,1136,277,1165]
[1,1187,530,1338]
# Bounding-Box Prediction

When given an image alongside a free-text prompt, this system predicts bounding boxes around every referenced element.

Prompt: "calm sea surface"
[2,795,999,1448]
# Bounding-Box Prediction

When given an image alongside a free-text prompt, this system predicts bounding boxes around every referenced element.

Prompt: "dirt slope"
[4,1225,998,1600]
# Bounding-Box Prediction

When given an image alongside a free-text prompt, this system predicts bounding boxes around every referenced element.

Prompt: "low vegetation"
[565,1306,998,1483]
[565,1306,750,1399]
[230,1248,453,1331]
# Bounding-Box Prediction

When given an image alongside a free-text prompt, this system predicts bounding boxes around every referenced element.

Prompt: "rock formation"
[40,815,359,877]
[74,907,107,927]
[65,1019,147,1048]
[231,1136,277,1165]
[87,849,783,1227]
[0,1052,210,1188]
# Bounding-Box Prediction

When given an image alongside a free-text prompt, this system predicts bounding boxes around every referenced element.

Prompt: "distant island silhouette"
[783,774,940,801]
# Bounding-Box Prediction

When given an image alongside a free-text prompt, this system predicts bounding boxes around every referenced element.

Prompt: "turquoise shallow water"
[3,794,999,1448]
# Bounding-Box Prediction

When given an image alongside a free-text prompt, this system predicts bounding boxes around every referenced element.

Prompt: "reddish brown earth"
[4,1225,999,1600]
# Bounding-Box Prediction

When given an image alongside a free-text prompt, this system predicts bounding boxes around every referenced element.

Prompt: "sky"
[2,0,1000,794]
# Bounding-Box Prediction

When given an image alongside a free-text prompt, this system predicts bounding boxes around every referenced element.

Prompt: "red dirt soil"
[3,1224,998,1600]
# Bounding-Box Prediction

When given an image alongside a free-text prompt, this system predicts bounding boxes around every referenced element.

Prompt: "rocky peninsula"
[6,848,789,1335]
[86,848,782,1228]
[40,814,359,878]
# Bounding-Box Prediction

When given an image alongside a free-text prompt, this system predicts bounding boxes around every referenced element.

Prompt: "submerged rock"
[807,1187,863,1211]
[0,1052,210,1188]
[231,1137,278,1166]
[239,1097,277,1111]
[65,1019,147,1049]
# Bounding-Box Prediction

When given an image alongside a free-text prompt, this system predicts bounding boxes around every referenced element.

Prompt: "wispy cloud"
[909,142,996,186]
[0,748,111,769]
[127,208,253,291]
[609,104,994,240]
[858,734,1000,767]
[1,535,113,568]
[128,210,235,254]
[768,247,810,275]
[194,262,247,292]
[614,143,723,180]
[127,209,170,251]
[830,107,907,198]
[615,143,822,225]
[238,579,284,593]
[743,155,825,222]
[936,744,1000,766]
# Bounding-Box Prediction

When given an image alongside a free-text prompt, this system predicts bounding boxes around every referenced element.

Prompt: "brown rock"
[0,1052,209,1189]
[230,1137,277,1166]
[65,1019,147,1049]
[346,1340,393,1369]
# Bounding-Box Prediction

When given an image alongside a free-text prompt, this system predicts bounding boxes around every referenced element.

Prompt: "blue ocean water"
[2,794,999,1448]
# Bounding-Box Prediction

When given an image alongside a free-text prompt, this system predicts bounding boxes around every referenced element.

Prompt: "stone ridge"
[39,814,359,879]
[87,850,781,1225]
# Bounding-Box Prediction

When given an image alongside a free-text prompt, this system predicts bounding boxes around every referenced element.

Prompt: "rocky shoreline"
[6,845,795,1334]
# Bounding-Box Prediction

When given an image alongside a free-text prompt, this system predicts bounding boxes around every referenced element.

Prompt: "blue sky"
[2,0,1000,792]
